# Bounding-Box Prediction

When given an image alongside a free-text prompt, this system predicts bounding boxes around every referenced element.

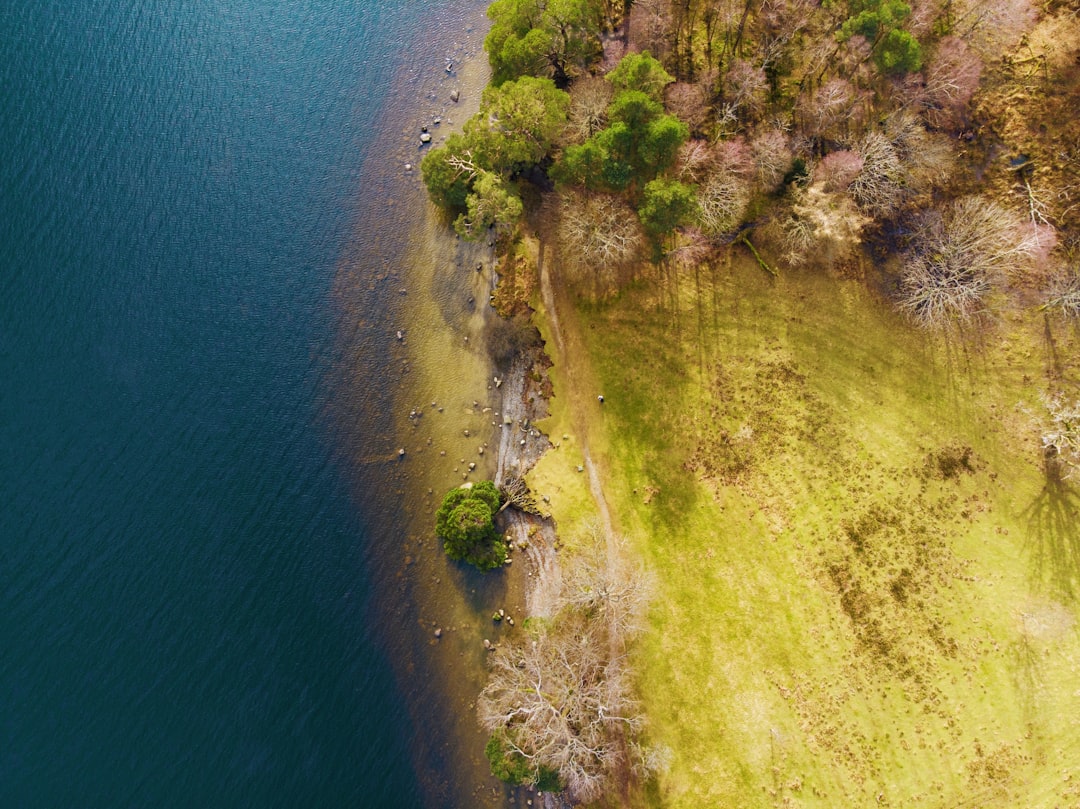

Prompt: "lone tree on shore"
[435,482,507,571]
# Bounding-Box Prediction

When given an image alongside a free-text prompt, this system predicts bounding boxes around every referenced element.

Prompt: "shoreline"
[330,3,566,806]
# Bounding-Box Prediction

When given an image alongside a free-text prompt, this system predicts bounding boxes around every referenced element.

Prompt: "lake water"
[0,1,489,805]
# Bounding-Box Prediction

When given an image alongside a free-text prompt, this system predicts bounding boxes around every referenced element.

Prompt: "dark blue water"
[0,2,449,805]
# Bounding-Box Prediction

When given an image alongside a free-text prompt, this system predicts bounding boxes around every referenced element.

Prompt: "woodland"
[423,0,1080,805]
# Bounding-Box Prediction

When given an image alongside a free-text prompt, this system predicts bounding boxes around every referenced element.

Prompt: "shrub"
[484,731,532,785]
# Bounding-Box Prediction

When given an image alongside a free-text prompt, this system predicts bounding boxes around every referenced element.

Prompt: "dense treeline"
[423,0,1079,332]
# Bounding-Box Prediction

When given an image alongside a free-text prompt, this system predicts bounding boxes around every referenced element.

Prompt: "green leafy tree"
[454,171,524,239]
[640,115,690,173]
[875,28,922,74]
[605,51,674,102]
[435,483,507,570]
[420,134,473,210]
[638,178,698,242]
[421,77,568,238]
[553,90,687,192]
[837,0,923,75]
[552,138,610,188]
[468,480,504,513]
[485,0,604,86]
[467,76,571,173]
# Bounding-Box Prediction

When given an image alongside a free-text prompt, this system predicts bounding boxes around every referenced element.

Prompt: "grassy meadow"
[527,251,1080,808]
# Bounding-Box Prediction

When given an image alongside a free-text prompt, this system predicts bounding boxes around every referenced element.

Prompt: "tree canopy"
[604,51,673,102]
[421,76,569,239]
[485,0,605,86]
[552,60,688,195]
[435,482,507,571]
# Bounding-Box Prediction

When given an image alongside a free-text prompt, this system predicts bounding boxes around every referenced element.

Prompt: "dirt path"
[536,237,616,545]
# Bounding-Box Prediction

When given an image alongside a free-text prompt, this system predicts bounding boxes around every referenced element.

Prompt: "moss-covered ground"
[528,251,1080,808]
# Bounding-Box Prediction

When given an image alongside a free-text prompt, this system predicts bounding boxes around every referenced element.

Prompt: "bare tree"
[899,196,1038,327]
[815,149,864,192]
[499,476,540,515]
[478,530,650,803]
[921,36,983,131]
[849,130,905,217]
[797,77,866,145]
[566,75,613,144]
[1042,269,1080,318]
[693,137,753,237]
[665,81,712,137]
[884,111,956,194]
[629,0,673,62]
[952,0,1038,62]
[751,128,793,192]
[676,139,715,183]
[558,190,645,282]
[724,59,769,123]
[777,185,868,268]
[698,167,751,237]
[1041,395,1080,480]
[561,528,652,644]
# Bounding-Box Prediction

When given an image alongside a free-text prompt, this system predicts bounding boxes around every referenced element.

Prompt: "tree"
[951,0,1037,61]
[723,59,769,123]
[836,0,923,75]
[559,190,645,267]
[875,28,922,74]
[849,130,904,216]
[640,114,691,173]
[777,184,868,267]
[420,134,473,210]
[750,129,793,192]
[697,168,751,237]
[1043,270,1080,319]
[566,74,613,143]
[605,50,674,102]
[898,197,1038,328]
[435,482,507,570]
[796,78,866,145]
[554,88,687,192]
[485,0,605,86]
[665,81,712,138]
[1041,395,1080,480]
[608,89,663,131]
[638,178,698,242]
[921,36,982,131]
[454,171,524,239]
[421,76,569,238]
[477,530,649,803]
[815,149,864,191]
[468,76,571,174]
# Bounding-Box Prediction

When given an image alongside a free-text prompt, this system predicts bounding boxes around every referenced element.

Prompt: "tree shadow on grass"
[1020,466,1080,603]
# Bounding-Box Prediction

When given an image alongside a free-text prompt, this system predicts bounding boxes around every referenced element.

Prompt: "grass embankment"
[529,253,1080,808]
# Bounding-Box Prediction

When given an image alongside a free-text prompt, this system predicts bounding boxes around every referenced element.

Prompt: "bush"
[485,731,564,791]
[485,731,532,785]
[435,483,507,570]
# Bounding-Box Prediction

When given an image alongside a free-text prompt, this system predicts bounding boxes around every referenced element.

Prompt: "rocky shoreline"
[493,343,565,621]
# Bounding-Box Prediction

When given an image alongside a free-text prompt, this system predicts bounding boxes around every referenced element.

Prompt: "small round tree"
[435,483,507,571]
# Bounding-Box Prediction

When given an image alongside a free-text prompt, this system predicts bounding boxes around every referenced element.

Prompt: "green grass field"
[529,252,1080,807]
